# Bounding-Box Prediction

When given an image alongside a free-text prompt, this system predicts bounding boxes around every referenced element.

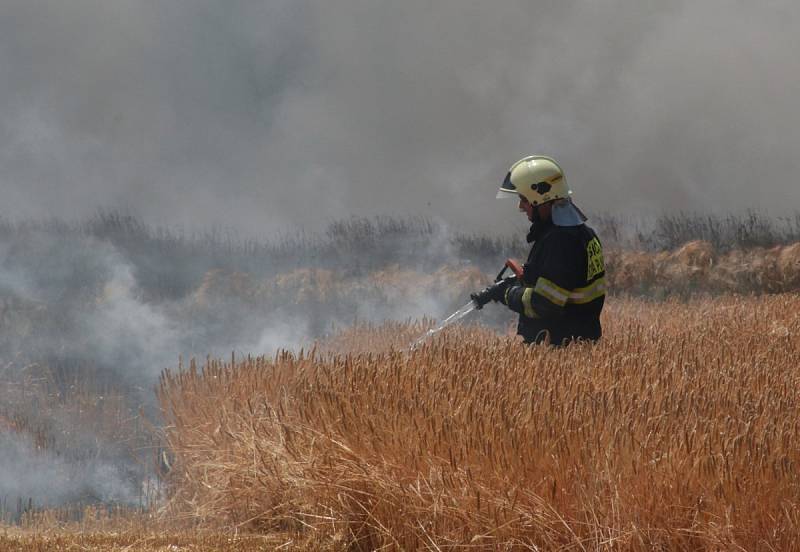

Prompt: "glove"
[470,278,514,309]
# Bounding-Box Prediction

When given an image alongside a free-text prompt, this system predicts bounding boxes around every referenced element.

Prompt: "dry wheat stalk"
[158,295,800,550]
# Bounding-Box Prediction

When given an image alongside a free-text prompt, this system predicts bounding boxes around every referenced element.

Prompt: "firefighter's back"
[517,223,605,346]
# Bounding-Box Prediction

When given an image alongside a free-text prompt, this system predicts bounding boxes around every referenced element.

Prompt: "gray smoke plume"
[0,432,140,513]
[1,1,799,237]
[0,214,492,511]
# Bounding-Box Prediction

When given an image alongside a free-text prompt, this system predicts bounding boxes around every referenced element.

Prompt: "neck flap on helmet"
[551,199,587,227]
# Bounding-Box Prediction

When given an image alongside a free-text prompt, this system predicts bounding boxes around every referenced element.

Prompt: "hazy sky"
[1,0,799,236]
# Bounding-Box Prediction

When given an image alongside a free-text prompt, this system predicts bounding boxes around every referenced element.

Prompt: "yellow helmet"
[496,155,571,205]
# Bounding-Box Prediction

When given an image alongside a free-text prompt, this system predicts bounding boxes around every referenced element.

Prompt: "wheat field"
[4,218,800,550]
[149,294,800,550]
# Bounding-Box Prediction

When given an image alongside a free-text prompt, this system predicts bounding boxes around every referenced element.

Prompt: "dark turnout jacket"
[502,222,606,346]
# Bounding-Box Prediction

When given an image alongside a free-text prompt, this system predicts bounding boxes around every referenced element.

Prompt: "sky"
[1,0,799,237]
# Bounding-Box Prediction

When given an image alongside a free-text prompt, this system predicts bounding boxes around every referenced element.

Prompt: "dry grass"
[0,507,309,551]
[188,240,800,315]
[607,239,800,294]
[0,531,294,551]
[191,264,488,310]
[157,295,800,550]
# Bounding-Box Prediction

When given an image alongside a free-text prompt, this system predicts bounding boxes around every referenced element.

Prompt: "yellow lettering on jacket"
[586,237,604,280]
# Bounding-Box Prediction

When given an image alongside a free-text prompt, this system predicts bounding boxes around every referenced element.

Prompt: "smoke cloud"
[1,1,798,236]
[0,215,489,509]
[0,431,140,512]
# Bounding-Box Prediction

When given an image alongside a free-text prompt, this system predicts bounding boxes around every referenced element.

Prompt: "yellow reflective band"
[567,277,606,304]
[521,288,538,318]
[533,277,569,307]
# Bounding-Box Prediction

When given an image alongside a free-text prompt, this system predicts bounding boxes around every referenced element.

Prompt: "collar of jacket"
[526,219,554,243]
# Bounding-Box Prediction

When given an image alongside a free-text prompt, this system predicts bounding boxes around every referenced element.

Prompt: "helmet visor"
[496,171,517,198]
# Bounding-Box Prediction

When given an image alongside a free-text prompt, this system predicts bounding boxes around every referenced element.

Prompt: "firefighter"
[471,156,605,346]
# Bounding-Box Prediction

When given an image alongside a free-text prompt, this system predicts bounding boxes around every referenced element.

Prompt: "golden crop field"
[148,294,800,550]
[4,222,800,550]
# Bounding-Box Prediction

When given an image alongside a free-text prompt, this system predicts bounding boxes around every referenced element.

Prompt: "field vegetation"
[157,295,800,550]
[2,212,800,549]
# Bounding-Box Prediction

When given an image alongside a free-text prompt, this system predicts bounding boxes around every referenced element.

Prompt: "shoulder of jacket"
[540,226,584,248]
[582,224,600,240]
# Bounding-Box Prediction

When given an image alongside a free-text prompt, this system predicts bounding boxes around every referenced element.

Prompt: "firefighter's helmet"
[497,155,587,226]
[496,155,571,205]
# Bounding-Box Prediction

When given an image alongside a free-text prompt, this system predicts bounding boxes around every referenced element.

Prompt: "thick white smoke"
[0,1,798,236]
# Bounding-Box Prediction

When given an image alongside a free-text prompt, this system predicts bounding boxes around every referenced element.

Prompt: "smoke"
[0,432,139,510]
[1,1,798,237]
[0,215,486,509]
[0,228,310,387]
[0,227,295,510]
[86,257,182,383]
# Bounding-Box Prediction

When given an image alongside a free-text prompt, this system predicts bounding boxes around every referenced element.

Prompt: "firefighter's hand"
[470,278,513,309]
